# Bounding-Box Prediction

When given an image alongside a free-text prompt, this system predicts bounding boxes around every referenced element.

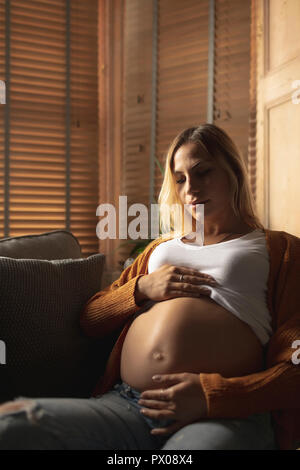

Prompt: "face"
[172,142,233,222]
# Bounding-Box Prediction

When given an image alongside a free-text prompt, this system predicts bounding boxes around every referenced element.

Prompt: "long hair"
[157,123,264,238]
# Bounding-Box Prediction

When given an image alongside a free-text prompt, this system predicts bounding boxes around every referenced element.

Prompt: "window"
[0,0,99,255]
[122,0,251,214]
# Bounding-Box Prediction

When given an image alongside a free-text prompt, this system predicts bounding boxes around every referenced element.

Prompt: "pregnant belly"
[120,296,264,392]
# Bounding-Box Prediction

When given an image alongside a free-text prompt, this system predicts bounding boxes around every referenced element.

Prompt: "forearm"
[80,237,162,337]
[80,274,146,337]
[134,275,150,306]
[199,361,300,419]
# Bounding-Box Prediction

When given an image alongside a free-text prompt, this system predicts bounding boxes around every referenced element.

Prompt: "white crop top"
[145,229,272,346]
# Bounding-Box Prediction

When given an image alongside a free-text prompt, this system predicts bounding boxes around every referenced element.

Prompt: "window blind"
[120,0,153,266]
[248,0,257,202]
[121,0,251,256]
[0,0,99,256]
[214,0,251,163]
[122,0,210,228]
[155,0,210,197]
[123,0,153,210]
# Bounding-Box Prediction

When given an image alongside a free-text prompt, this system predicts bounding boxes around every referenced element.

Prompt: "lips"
[190,200,208,205]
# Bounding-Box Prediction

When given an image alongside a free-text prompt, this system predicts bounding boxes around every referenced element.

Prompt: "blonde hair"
[157,123,264,239]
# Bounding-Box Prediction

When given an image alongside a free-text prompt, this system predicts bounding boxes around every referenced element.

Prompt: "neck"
[191,217,251,237]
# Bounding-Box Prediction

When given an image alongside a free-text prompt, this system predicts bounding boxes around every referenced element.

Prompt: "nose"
[184,174,200,196]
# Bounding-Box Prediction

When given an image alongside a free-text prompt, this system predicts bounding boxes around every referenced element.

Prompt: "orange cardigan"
[80,228,300,450]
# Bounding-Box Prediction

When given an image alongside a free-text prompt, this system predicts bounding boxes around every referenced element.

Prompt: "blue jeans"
[0,381,277,450]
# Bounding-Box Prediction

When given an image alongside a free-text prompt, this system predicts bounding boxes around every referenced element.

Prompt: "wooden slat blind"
[248,0,257,202]
[0,0,5,232]
[0,0,99,256]
[155,0,210,197]
[120,0,153,266]
[123,0,153,210]
[214,0,251,163]
[121,0,251,254]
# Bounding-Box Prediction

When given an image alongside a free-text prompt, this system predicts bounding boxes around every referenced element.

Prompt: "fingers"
[173,266,216,282]
[141,373,185,394]
[176,273,217,287]
[140,408,175,420]
[150,421,182,436]
[139,374,193,436]
[170,269,217,298]
[138,398,169,409]
[168,267,218,288]
[140,389,173,401]
[152,265,218,302]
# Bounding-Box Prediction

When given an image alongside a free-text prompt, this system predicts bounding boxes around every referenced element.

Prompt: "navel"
[152,351,165,361]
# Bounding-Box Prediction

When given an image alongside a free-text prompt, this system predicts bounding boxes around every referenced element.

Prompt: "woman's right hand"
[136,264,218,303]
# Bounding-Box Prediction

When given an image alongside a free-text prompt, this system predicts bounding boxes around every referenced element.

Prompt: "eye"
[175,169,211,184]
[176,177,185,184]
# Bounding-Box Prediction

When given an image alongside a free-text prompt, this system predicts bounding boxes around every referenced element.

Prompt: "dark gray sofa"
[0,230,119,404]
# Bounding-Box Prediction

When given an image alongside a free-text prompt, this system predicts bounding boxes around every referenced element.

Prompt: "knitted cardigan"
[80,228,300,450]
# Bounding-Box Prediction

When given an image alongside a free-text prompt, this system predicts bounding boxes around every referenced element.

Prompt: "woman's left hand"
[138,372,208,436]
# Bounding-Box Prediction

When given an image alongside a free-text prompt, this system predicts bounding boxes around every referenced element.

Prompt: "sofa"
[1,229,298,450]
[0,230,119,404]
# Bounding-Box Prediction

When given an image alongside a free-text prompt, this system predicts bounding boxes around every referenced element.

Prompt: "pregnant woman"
[0,124,299,450]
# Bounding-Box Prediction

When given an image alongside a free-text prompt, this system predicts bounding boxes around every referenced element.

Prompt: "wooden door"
[256,0,300,236]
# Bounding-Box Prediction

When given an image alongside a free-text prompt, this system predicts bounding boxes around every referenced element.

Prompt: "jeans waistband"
[113,381,141,400]
[113,381,175,431]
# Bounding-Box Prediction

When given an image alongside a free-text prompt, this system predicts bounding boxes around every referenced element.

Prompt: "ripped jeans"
[0,381,278,450]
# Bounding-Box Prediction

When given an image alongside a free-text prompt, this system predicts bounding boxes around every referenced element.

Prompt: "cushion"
[0,253,118,402]
[0,230,82,260]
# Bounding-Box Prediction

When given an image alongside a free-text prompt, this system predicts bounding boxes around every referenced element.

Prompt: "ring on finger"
[179,274,184,282]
